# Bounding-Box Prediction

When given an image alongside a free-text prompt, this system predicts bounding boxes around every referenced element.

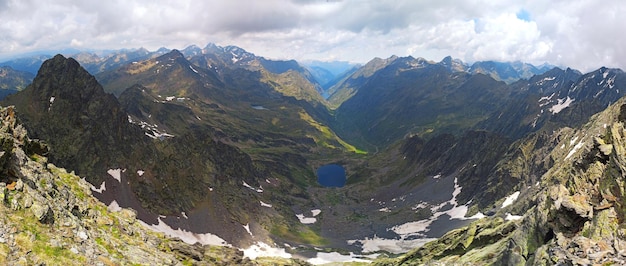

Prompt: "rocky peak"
[158,49,185,61]
[154,47,171,55]
[182,45,203,57]
[30,55,105,103]
[197,44,257,67]
[2,54,142,185]
[561,66,626,105]
[391,56,434,70]
[224,45,254,57]
[523,67,579,95]
[439,56,468,73]
[348,55,399,80]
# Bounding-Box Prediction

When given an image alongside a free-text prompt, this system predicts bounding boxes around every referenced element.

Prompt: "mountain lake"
[316,164,346,187]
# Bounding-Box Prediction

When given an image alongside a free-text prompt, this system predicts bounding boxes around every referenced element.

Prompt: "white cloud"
[70,39,84,47]
[0,0,625,72]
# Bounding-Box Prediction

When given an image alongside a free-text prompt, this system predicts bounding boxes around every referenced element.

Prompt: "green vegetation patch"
[270,223,328,246]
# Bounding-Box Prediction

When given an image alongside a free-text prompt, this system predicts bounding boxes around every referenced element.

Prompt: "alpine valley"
[1,44,626,265]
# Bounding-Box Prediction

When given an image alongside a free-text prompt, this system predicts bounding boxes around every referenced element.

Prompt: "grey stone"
[21,194,32,208]
[77,230,88,240]
[14,179,23,191]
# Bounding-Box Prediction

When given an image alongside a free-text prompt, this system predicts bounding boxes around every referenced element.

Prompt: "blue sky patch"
[516,9,531,22]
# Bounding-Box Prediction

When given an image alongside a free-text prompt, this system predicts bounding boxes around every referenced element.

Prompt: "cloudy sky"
[0,0,625,72]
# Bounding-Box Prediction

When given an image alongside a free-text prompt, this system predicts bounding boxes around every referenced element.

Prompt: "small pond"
[316,164,346,187]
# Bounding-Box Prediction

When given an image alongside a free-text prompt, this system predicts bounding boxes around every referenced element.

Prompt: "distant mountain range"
[0,66,33,97]
[0,44,555,100]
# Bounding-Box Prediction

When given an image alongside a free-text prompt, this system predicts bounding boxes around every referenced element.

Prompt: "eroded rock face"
[379,101,626,265]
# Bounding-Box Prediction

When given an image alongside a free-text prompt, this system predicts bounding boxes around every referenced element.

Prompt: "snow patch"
[181,212,188,219]
[89,181,106,193]
[531,114,541,128]
[145,131,175,140]
[307,252,376,265]
[243,223,253,236]
[260,201,272,208]
[536,77,556,86]
[350,177,482,254]
[347,236,437,254]
[139,218,229,246]
[165,96,175,101]
[432,174,441,179]
[230,51,241,63]
[549,97,575,114]
[566,141,584,160]
[412,202,429,210]
[243,242,291,260]
[391,217,434,237]
[594,89,605,98]
[243,181,263,193]
[189,65,199,73]
[296,209,322,224]
[137,170,144,176]
[538,92,555,107]
[451,177,462,198]
[107,200,122,212]
[505,213,523,221]
[128,118,175,140]
[296,214,317,224]
[501,191,520,208]
[468,212,486,219]
[608,75,616,89]
[107,169,122,182]
[378,207,391,213]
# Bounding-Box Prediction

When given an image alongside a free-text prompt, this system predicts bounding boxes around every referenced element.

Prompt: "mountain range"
[1,43,625,265]
[0,44,554,100]
[0,66,33,98]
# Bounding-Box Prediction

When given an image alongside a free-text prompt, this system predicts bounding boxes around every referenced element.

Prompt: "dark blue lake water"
[316,164,346,187]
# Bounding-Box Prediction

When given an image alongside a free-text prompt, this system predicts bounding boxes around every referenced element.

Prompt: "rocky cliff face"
[377,97,626,265]
[1,54,146,186]
[0,105,312,265]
